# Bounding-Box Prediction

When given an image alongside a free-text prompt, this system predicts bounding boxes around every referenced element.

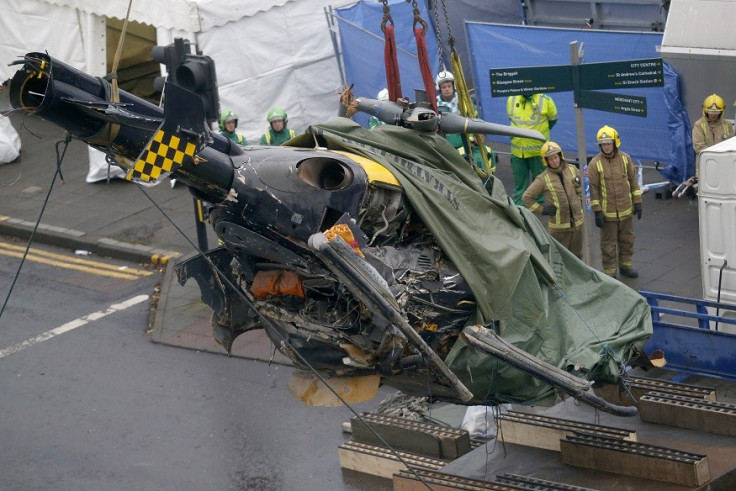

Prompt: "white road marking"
[0,295,149,359]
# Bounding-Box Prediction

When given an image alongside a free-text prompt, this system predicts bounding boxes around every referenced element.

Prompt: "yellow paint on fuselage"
[329,150,401,187]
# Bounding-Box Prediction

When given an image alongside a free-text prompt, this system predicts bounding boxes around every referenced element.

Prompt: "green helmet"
[267,107,288,124]
[219,109,238,131]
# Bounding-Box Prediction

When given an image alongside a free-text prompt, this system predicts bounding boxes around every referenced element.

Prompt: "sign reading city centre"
[578,58,663,90]
[489,58,663,116]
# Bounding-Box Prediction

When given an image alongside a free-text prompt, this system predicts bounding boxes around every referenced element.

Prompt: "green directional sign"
[490,65,573,97]
[579,58,663,90]
[579,90,647,117]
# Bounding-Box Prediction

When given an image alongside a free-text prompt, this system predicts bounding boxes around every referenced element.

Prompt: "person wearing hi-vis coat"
[522,141,584,259]
[588,125,642,279]
[506,93,558,205]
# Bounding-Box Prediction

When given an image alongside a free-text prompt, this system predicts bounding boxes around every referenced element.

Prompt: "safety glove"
[634,203,642,220]
[542,204,557,216]
[594,211,604,228]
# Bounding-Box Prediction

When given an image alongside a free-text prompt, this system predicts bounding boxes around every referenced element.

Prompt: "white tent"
[0,0,353,145]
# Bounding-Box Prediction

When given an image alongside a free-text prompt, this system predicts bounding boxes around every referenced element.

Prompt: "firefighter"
[435,70,494,175]
[588,126,642,278]
[219,109,247,147]
[435,70,463,148]
[506,93,558,205]
[522,141,584,259]
[692,94,734,171]
[260,107,297,146]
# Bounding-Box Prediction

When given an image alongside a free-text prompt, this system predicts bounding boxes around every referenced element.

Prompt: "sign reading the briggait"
[490,65,573,97]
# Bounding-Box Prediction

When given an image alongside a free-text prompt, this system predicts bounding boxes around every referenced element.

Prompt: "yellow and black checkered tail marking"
[127,130,196,184]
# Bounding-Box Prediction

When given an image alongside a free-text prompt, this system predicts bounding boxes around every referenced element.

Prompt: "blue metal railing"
[639,290,736,380]
[639,290,736,332]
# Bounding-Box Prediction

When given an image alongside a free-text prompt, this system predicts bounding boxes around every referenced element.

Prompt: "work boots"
[619,267,639,278]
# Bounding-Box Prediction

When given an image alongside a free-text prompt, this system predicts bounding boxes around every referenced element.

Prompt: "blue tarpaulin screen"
[335,0,440,128]
[466,23,674,164]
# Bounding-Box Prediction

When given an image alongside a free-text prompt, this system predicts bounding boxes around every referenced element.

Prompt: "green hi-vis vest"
[506,94,557,158]
[261,128,297,146]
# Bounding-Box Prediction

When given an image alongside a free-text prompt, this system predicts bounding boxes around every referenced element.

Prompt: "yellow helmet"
[703,94,725,117]
[596,125,620,148]
[540,141,563,167]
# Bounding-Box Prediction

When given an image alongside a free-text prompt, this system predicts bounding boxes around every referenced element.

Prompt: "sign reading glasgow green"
[490,65,573,97]
[578,58,663,91]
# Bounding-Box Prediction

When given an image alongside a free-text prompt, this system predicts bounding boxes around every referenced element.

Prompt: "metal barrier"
[640,290,736,380]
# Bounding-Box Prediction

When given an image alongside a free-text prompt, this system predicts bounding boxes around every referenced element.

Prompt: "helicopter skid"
[462,325,638,417]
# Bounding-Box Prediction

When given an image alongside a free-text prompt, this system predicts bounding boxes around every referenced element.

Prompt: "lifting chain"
[379,0,393,33]
[407,0,428,33]
[431,0,455,67]
[431,0,445,69]
[441,0,455,49]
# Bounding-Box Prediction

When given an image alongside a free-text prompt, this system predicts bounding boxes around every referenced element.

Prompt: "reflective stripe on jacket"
[221,130,246,146]
[260,128,297,146]
[588,150,642,221]
[506,94,558,158]
[692,116,734,155]
[522,162,584,229]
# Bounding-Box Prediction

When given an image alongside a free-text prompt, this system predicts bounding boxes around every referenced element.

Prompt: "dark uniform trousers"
[550,228,584,260]
[600,217,634,275]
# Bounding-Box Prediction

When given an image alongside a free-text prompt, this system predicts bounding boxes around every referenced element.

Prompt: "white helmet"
[435,70,454,88]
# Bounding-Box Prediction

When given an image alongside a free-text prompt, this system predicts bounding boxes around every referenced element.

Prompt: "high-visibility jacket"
[588,150,642,221]
[437,92,465,149]
[220,130,246,147]
[522,161,584,229]
[260,128,297,146]
[506,94,557,158]
[692,116,734,155]
[436,93,459,114]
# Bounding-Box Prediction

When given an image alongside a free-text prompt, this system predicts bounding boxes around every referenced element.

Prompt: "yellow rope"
[110,0,134,103]
[450,49,492,178]
[106,0,135,149]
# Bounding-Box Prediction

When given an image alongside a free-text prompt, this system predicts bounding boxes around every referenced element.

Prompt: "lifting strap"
[410,0,437,112]
[380,0,402,101]
[450,45,492,177]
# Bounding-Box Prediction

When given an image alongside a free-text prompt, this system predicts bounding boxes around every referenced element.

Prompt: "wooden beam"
[639,392,736,437]
[393,469,513,490]
[350,413,471,459]
[497,411,636,451]
[337,440,446,479]
[594,376,716,408]
[561,434,710,487]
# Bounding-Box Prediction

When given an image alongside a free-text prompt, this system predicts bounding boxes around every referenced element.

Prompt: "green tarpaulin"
[289,118,652,403]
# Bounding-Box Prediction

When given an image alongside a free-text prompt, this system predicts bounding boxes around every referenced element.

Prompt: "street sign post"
[490,56,663,115]
[490,47,666,265]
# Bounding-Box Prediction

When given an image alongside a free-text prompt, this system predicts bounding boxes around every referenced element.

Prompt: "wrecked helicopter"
[3,52,652,417]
